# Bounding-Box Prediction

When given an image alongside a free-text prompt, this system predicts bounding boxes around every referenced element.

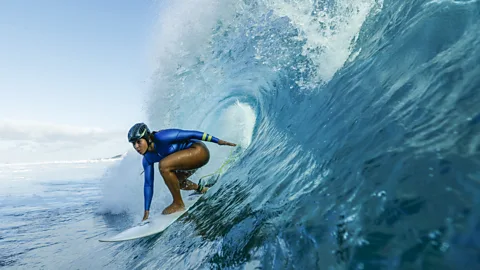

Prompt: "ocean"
[2,0,480,269]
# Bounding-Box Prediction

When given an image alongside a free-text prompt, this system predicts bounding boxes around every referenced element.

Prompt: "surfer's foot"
[195,182,209,194]
[162,202,185,215]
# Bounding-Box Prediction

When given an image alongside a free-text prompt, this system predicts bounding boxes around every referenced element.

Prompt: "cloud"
[0,119,122,143]
[0,120,130,163]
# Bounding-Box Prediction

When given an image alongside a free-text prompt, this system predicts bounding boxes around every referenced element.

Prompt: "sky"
[0,1,160,163]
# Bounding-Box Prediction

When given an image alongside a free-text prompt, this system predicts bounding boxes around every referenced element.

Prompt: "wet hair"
[147,131,157,145]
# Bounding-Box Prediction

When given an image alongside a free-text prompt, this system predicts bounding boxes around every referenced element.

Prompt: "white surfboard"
[99,192,203,242]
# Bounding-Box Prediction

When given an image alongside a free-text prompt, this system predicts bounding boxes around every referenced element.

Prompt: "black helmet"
[128,123,150,143]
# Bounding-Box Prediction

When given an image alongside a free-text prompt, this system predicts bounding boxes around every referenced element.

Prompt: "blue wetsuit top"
[142,129,220,211]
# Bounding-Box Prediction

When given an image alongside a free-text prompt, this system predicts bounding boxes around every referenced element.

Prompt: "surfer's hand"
[218,140,236,147]
[142,210,149,221]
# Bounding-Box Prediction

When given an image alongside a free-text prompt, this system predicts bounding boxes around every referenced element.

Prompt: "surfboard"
[98,192,203,242]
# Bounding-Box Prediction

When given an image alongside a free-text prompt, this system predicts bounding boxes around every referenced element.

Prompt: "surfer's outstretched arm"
[142,158,154,221]
[157,129,236,146]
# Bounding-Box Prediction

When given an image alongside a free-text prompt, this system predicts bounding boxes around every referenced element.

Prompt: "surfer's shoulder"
[153,129,181,141]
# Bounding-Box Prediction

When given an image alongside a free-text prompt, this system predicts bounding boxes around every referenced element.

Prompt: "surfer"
[127,123,236,221]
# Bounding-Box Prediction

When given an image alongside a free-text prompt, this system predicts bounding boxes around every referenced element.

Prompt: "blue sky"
[0,1,159,163]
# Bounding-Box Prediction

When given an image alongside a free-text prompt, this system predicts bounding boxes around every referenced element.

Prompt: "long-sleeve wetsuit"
[142,129,220,211]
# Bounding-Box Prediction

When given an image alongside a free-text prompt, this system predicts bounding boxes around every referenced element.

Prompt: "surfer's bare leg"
[159,142,210,214]
[175,171,197,190]
[176,171,209,193]
[177,171,209,194]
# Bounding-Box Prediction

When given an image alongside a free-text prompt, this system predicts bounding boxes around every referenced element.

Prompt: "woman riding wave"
[127,123,236,221]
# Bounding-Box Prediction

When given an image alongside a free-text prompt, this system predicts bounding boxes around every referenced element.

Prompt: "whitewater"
[2,0,480,269]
